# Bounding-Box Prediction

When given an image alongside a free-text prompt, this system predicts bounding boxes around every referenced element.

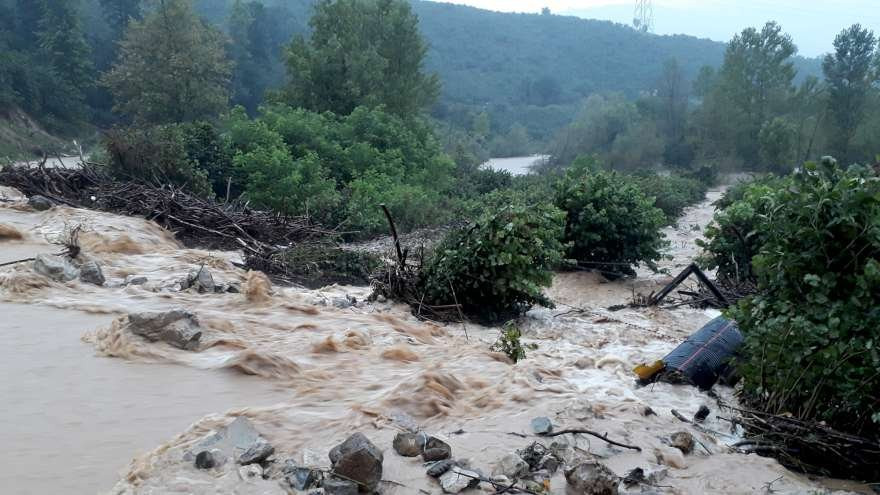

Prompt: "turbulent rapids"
[0,184,862,494]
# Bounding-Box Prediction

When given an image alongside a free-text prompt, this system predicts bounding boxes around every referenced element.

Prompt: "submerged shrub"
[490,322,531,363]
[419,195,567,323]
[724,158,880,437]
[555,170,667,276]
[632,172,707,222]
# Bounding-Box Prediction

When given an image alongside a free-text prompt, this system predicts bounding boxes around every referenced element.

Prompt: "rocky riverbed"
[0,184,868,494]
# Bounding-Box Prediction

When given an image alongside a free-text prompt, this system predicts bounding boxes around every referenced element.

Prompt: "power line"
[634,0,654,33]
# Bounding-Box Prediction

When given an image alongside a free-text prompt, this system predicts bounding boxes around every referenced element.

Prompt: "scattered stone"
[529,469,552,484]
[79,260,105,286]
[694,405,711,423]
[564,461,619,495]
[493,454,529,479]
[392,431,426,457]
[195,449,224,469]
[426,459,454,478]
[28,195,53,211]
[124,275,148,286]
[33,254,79,282]
[238,463,263,481]
[128,310,202,350]
[332,296,355,309]
[549,441,577,466]
[329,433,383,492]
[284,463,322,491]
[491,475,511,486]
[439,466,480,493]
[517,442,549,469]
[187,266,215,293]
[654,446,686,469]
[643,406,656,416]
[531,416,553,435]
[646,466,668,484]
[323,477,359,495]
[238,439,274,465]
[213,283,228,294]
[226,282,241,293]
[522,480,546,493]
[422,436,452,461]
[669,431,695,455]
[186,417,266,464]
[622,467,645,486]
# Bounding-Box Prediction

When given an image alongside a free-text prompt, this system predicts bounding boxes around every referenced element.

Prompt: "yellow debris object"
[634,360,665,380]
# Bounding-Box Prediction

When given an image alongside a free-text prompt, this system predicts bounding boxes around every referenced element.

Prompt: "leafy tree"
[228,0,275,114]
[822,24,877,163]
[701,22,796,166]
[280,0,440,117]
[657,58,689,165]
[101,0,233,124]
[98,0,141,45]
[37,0,94,94]
[758,117,797,173]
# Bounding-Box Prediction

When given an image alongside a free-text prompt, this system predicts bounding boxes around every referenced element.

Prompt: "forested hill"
[410,2,727,106]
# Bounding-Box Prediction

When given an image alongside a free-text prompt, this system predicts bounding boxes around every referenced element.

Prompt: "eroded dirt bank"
[0,185,862,494]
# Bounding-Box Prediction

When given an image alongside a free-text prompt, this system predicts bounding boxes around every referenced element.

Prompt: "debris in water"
[694,405,711,422]
[669,431,695,454]
[649,316,743,390]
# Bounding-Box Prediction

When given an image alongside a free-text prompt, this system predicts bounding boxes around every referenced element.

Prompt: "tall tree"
[37,0,94,92]
[12,0,42,49]
[280,0,439,117]
[822,24,877,163]
[98,0,141,47]
[657,58,687,159]
[702,22,797,166]
[101,0,233,124]
[228,0,274,114]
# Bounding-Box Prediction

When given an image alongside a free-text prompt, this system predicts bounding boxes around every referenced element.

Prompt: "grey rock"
[28,195,53,211]
[493,453,529,479]
[226,282,241,293]
[284,463,322,491]
[238,439,274,465]
[128,310,202,350]
[332,296,355,309]
[426,459,454,478]
[694,405,711,423]
[439,466,480,494]
[124,275,148,286]
[195,449,225,469]
[187,267,215,293]
[392,431,426,457]
[186,417,264,462]
[531,416,553,435]
[323,477,359,495]
[422,436,451,461]
[670,431,695,455]
[564,461,619,495]
[33,254,79,282]
[329,433,383,492]
[79,260,105,286]
[238,464,263,481]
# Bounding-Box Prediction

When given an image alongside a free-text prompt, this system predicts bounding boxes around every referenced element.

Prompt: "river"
[482,155,549,175]
[0,184,866,494]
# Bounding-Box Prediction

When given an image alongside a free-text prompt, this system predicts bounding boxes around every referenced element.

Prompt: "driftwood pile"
[644,263,757,309]
[723,404,880,481]
[0,161,334,264]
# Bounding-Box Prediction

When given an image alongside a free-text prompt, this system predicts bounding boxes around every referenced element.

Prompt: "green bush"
[697,175,790,282]
[103,124,214,197]
[419,195,567,322]
[277,245,380,289]
[723,159,880,436]
[555,170,667,276]
[632,172,707,222]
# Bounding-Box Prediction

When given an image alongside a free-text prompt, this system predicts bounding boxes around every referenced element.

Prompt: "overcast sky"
[436,0,880,57]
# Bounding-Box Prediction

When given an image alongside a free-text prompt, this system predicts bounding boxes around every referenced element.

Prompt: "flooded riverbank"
[0,184,865,494]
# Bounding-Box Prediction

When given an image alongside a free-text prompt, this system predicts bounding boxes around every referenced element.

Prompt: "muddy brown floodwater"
[0,184,869,494]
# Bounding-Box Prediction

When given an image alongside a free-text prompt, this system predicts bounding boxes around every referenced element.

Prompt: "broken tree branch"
[538,429,642,451]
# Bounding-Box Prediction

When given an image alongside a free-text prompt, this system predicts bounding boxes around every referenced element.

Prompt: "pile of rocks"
[33,253,105,286]
[181,266,240,294]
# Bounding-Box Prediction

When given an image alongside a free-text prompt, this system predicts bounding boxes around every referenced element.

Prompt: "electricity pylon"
[633,0,654,33]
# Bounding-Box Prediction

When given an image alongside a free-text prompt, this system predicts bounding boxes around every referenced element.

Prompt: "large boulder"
[28,195,53,211]
[564,461,619,495]
[33,254,79,282]
[329,433,383,492]
[79,261,105,286]
[127,310,202,350]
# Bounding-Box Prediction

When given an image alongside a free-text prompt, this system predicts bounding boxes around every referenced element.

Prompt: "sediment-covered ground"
[0,185,863,494]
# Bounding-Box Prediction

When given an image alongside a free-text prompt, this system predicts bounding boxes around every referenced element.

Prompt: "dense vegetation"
[701,160,880,438]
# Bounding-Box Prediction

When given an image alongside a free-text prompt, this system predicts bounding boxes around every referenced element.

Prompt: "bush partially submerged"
[414,195,567,323]
[718,159,880,438]
[555,170,667,276]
